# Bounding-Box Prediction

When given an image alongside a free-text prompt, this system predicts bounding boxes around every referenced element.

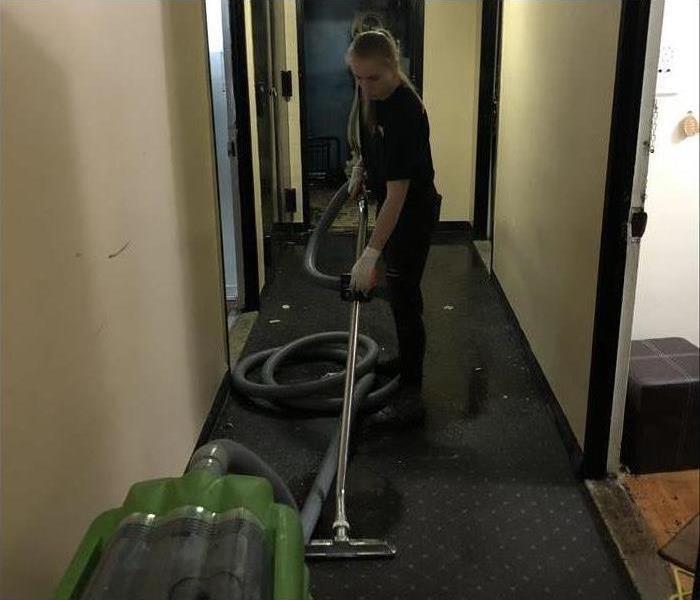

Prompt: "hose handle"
[340,273,374,303]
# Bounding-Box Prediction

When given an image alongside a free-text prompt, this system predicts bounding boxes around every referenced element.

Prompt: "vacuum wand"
[333,196,368,541]
[306,194,396,560]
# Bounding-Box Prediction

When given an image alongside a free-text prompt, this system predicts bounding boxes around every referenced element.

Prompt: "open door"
[204,0,249,313]
[583,0,665,478]
[603,0,667,474]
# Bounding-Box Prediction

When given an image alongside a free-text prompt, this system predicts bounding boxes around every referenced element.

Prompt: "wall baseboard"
[191,370,233,465]
[271,220,473,243]
[432,221,472,245]
[435,220,471,232]
[491,272,585,477]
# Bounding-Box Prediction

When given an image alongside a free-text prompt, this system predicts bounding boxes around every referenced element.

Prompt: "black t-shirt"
[359,84,436,207]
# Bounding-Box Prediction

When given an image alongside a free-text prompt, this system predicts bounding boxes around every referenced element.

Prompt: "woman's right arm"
[366,179,410,253]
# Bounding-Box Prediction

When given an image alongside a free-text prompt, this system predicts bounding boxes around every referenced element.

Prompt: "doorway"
[204,0,252,322]
[297,0,426,232]
[249,0,285,286]
[596,0,699,592]
[472,0,503,272]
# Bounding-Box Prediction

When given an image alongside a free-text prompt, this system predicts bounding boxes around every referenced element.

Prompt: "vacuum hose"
[193,182,399,543]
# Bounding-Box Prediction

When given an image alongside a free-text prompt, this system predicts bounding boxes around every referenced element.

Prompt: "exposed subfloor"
[209,234,638,600]
[624,470,699,592]
[624,470,700,549]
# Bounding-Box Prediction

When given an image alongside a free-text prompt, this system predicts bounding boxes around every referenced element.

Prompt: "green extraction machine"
[55,188,398,599]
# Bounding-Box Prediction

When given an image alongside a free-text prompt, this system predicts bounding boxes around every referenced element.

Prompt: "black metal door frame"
[473,0,504,242]
[408,0,425,95]
[228,0,260,311]
[583,0,652,479]
[295,0,311,229]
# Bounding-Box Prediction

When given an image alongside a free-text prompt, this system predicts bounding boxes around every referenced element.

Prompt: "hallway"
[209,234,637,599]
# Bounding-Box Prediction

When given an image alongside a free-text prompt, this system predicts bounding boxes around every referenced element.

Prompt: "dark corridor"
[208,234,637,599]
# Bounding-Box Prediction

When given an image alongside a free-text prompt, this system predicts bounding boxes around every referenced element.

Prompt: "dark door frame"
[296,0,426,229]
[473,0,504,242]
[408,0,425,95]
[202,3,232,368]
[295,0,311,229]
[228,0,261,311]
[583,0,652,479]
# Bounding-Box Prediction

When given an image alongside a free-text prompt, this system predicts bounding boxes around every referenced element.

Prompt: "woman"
[346,29,441,427]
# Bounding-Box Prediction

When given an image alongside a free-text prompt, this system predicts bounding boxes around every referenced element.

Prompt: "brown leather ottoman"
[622,338,699,474]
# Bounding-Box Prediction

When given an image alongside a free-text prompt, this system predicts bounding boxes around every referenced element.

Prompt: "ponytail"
[345,28,423,144]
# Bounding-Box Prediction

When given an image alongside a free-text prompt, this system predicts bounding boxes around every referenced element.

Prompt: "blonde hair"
[345,29,423,155]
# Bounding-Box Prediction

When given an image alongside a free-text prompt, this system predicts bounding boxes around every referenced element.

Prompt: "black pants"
[378,191,441,387]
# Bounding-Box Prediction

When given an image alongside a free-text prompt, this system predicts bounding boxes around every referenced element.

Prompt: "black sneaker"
[364,384,425,430]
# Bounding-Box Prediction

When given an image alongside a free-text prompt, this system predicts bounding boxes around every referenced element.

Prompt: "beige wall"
[0,1,227,597]
[423,0,482,223]
[493,1,621,445]
[272,0,305,225]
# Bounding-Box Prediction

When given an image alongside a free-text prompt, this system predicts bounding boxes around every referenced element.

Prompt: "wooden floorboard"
[623,470,699,594]
[624,470,700,548]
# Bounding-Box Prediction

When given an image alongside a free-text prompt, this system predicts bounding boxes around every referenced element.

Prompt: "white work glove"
[350,246,380,294]
[348,159,365,200]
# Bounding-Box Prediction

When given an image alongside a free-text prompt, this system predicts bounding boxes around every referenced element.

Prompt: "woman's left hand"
[350,246,380,293]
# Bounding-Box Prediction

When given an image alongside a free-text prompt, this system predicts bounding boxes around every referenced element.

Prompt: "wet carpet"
[208,233,638,600]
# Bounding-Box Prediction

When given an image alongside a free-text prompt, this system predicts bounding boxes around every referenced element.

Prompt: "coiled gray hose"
[203,181,399,543]
[302,180,349,290]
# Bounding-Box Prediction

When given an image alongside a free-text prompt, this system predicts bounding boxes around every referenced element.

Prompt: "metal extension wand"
[306,193,397,560]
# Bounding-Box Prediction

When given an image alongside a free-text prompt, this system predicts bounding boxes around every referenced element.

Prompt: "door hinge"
[630,208,648,241]
[281,70,293,100]
[284,188,297,213]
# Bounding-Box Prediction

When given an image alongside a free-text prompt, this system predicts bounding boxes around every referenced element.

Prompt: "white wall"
[267,0,305,226]
[1,1,228,597]
[423,0,482,223]
[277,0,305,225]
[632,0,699,346]
[493,1,621,446]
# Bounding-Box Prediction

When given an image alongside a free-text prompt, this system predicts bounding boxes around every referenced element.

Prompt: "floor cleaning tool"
[304,194,396,559]
[54,184,396,598]
[230,184,398,556]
